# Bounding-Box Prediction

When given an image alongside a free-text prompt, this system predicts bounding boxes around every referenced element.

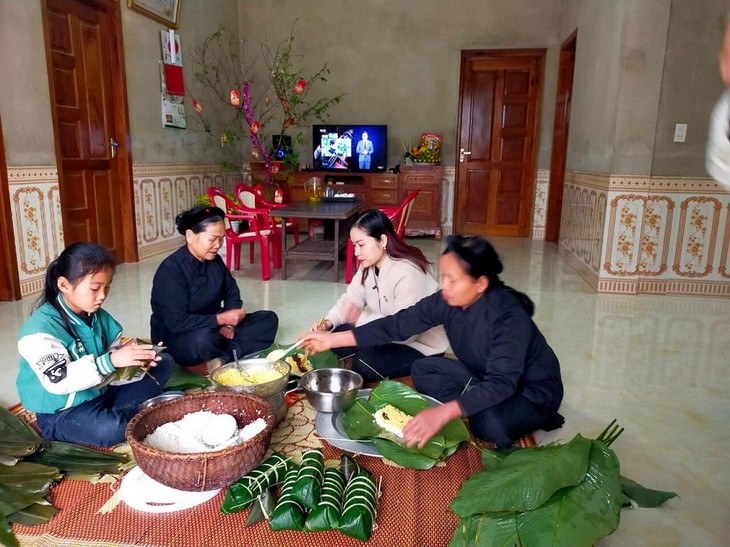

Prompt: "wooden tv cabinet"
[288,166,442,238]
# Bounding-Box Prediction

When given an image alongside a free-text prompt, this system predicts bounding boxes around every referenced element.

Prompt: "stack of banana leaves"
[342,380,470,469]
[0,407,129,547]
[448,420,678,547]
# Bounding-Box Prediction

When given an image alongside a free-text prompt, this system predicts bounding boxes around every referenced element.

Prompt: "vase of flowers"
[190,23,343,196]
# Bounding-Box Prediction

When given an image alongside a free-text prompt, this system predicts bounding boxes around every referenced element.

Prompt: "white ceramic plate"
[314,388,440,457]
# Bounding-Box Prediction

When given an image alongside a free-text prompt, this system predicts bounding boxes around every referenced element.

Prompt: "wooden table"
[270,199,367,281]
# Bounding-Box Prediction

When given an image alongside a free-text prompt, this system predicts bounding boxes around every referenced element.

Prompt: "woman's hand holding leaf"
[403,400,462,449]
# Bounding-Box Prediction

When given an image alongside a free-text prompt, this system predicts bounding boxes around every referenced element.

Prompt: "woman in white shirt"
[311,209,448,381]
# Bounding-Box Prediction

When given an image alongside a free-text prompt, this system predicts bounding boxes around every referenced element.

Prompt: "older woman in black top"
[150,206,278,372]
[301,235,563,448]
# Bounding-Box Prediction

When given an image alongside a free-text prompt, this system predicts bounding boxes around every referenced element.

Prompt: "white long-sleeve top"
[325,255,449,356]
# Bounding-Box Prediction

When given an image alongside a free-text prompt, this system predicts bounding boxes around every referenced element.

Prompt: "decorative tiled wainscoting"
[133,164,238,260]
[5,164,238,297]
[7,167,64,297]
[531,169,550,240]
[558,171,730,296]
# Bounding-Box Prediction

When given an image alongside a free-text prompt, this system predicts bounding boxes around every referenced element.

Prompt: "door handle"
[110,137,119,158]
[459,148,472,162]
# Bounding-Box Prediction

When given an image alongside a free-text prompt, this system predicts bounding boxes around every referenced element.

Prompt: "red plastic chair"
[235,183,300,252]
[345,189,421,283]
[207,187,281,280]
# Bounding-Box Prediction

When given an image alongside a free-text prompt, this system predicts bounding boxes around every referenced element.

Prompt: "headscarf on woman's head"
[175,206,225,235]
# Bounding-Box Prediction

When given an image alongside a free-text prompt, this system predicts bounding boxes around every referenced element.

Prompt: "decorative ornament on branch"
[189,23,343,186]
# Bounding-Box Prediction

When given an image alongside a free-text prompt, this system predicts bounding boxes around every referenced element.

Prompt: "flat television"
[312,124,387,172]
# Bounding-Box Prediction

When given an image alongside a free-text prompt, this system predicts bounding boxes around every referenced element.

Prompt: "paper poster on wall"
[159,29,186,128]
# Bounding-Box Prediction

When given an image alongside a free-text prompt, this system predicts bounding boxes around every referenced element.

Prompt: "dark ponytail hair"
[443,235,534,315]
[352,209,431,285]
[37,242,115,309]
[176,205,225,235]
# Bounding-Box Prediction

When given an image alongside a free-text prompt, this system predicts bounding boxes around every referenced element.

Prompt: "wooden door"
[43,0,135,261]
[454,50,544,237]
[545,32,577,243]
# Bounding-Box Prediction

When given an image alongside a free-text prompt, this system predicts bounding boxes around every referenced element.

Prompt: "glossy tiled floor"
[1,237,728,545]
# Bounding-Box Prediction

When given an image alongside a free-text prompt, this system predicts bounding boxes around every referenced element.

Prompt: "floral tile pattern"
[132,165,237,260]
[560,172,730,296]
[672,197,722,277]
[7,167,61,296]
[6,165,236,296]
[531,169,549,239]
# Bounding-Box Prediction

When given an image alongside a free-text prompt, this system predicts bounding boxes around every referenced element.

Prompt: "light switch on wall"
[674,123,687,143]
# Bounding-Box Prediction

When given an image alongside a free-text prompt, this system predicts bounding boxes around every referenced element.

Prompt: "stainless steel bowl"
[138,391,185,412]
[299,368,363,413]
[210,358,291,399]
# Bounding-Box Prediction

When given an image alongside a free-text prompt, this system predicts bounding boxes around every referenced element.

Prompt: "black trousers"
[332,324,429,382]
[165,310,278,366]
[411,356,564,448]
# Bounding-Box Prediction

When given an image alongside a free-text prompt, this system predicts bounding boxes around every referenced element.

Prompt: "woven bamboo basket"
[125,391,275,491]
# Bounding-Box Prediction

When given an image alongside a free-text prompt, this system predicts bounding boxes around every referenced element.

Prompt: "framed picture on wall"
[128,0,181,29]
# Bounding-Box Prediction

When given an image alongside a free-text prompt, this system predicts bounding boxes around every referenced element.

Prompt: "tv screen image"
[313,125,387,172]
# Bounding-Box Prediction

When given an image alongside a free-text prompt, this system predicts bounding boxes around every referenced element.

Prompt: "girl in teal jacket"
[17,242,173,447]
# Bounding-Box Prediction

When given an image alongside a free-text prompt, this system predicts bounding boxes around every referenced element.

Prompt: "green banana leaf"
[305,467,345,532]
[449,512,521,547]
[480,446,520,470]
[6,502,57,526]
[244,489,276,527]
[448,439,623,547]
[371,439,442,470]
[620,475,678,507]
[0,408,42,444]
[164,364,211,391]
[341,398,380,439]
[0,484,48,518]
[291,449,324,510]
[451,435,592,516]
[339,454,361,482]
[0,462,61,495]
[338,470,379,542]
[24,441,127,478]
[269,468,306,531]
[98,365,145,388]
[515,440,622,546]
[221,452,291,513]
[0,515,20,547]
[342,380,469,469]
[0,441,42,464]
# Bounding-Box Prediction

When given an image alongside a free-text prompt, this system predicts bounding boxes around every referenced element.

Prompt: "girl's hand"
[310,319,333,332]
[402,401,463,449]
[110,343,158,368]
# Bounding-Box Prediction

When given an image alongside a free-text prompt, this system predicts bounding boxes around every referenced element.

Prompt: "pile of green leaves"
[342,380,470,469]
[0,408,129,547]
[448,420,678,546]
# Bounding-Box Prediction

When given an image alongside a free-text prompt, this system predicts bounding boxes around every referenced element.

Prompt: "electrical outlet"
[674,123,687,143]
